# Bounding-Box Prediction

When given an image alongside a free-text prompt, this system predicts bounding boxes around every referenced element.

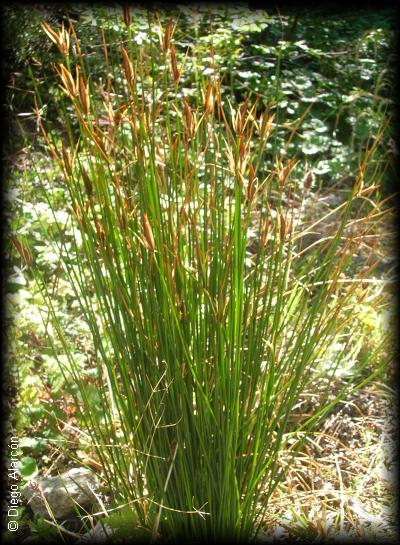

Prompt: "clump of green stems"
[27,13,392,544]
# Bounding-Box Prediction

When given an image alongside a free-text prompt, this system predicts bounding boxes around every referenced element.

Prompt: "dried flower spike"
[142,212,155,252]
[11,236,32,267]
[61,145,73,176]
[303,170,315,193]
[162,20,175,52]
[277,159,296,188]
[279,213,287,243]
[170,44,180,83]
[204,84,214,115]
[260,112,275,139]
[123,2,131,27]
[78,74,90,115]
[42,22,70,55]
[120,47,133,86]
[261,217,270,246]
[57,64,77,97]
[183,99,195,139]
[246,164,258,202]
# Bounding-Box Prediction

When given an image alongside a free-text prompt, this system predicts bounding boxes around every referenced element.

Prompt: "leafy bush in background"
[4,4,396,189]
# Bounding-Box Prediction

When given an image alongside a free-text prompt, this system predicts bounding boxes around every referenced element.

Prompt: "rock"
[78,520,114,543]
[23,467,99,519]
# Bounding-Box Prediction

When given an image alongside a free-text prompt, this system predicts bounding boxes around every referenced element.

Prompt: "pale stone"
[23,467,99,519]
[78,520,114,543]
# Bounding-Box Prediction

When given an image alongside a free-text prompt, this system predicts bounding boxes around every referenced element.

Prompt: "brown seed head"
[57,64,77,97]
[246,164,258,202]
[61,145,73,176]
[78,74,90,115]
[120,47,133,86]
[41,22,59,45]
[142,212,155,252]
[11,236,32,268]
[162,20,174,52]
[261,217,270,247]
[94,215,106,245]
[260,113,275,139]
[59,23,70,56]
[71,203,83,224]
[170,44,180,83]
[278,159,296,188]
[303,170,315,193]
[42,22,70,55]
[172,133,179,154]
[234,98,250,135]
[183,99,195,139]
[81,169,93,197]
[279,213,287,243]
[204,84,214,115]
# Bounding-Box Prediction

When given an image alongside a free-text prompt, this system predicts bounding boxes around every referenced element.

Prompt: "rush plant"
[22,12,392,544]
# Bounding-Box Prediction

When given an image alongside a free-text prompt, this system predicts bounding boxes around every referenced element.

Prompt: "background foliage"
[3,4,396,186]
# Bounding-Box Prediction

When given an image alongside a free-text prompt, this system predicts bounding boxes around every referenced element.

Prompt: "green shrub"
[19,12,392,543]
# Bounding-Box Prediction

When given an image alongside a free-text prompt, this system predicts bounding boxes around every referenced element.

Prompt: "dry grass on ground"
[261,381,397,542]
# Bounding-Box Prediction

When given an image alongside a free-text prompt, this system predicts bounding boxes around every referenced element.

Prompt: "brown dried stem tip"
[123,3,131,27]
[11,236,32,268]
[204,84,215,115]
[183,99,195,140]
[42,22,70,56]
[121,47,134,87]
[277,159,296,188]
[260,113,275,139]
[246,164,258,203]
[142,212,156,252]
[303,170,315,193]
[279,213,287,243]
[170,44,180,84]
[261,217,270,247]
[61,145,73,176]
[162,20,175,52]
[57,64,77,98]
[78,74,90,116]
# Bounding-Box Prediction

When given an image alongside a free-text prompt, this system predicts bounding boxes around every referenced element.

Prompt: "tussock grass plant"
[22,13,393,544]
